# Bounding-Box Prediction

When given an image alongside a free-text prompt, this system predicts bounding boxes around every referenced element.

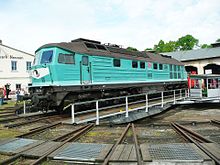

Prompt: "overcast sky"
[0,0,220,54]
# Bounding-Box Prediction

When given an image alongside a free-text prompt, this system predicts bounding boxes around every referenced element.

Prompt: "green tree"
[153,40,165,53]
[176,34,199,51]
[163,41,177,52]
[127,47,138,51]
[145,48,153,51]
[200,44,212,49]
[153,40,177,53]
[216,38,220,42]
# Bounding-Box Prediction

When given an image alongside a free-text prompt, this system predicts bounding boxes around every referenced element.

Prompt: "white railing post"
[188,88,190,97]
[161,91,164,107]
[96,100,99,125]
[180,89,182,99]
[23,101,26,114]
[173,90,176,104]
[71,104,75,124]
[185,89,187,98]
[125,96,129,117]
[145,94,148,112]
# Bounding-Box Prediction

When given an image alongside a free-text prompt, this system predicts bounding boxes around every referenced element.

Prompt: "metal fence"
[64,88,188,125]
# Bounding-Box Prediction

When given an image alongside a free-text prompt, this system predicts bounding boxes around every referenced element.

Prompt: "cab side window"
[58,53,75,64]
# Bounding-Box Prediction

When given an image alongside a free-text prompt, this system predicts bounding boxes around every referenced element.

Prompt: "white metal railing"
[65,88,188,125]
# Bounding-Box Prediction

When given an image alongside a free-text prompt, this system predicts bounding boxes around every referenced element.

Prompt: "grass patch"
[0,128,24,138]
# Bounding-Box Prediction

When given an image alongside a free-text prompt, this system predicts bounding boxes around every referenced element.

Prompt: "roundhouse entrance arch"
[204,63,220,74]
[185,65,198,74]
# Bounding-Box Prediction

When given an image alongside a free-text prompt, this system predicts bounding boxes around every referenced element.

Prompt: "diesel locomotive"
[29,38,187,112]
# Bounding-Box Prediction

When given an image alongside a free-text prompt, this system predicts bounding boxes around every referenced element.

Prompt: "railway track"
[171,122,220,165]
[0,124,94,165]
[3,114,69,128]
[211,119,220,126]
[0,111,58,125]
[0,121,219,164]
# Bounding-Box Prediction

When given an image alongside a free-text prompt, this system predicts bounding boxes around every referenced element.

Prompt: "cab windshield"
[40,50,53,64]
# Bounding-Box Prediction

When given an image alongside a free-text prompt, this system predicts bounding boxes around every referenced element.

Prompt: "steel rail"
[17,122,62,138]
[131,123,142,165]
[4,114,64,128]
[29,125,49,131]
[0,113,16,118]
[0,125,91,165]
[174,122,214,143]
[171,122,220,165]
[4,117,49,128]
[0,112,56,123]
[211,119,220,126]
[102,123,131,165]
[0,111,14,114]
[30,124,94,165]
[0,116,23,123]
[52,124,89,142]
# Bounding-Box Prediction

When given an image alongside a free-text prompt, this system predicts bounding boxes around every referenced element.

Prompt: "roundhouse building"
[164,43,220,75]
[0,40,34,95]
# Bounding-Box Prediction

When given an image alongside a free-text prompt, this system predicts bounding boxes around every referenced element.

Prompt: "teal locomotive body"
[30,38,187,111]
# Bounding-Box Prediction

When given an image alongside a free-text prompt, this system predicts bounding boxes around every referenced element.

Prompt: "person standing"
[16,88,20,102]
[5,83,11,100]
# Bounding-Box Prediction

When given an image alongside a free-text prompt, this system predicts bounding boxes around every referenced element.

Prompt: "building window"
[132,61,138,68]
[11,61,17,71]
[113,59,121,67]
[140,62,145,69]
[16,84,21,89]
[159,64,163,70]
[26,61,32,70]
[153,63,158,70]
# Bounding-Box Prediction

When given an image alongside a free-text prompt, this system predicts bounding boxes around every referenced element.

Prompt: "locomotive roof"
[36,38,183,65]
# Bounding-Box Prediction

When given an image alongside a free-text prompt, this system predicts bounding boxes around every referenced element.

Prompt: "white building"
[0,40,34,94]
[164,43,220,75]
